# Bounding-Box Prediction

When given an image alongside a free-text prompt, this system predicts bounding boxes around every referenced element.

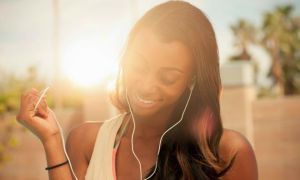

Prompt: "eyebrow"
[134,51,184,74]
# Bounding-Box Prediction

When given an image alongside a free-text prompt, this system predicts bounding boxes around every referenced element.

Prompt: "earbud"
[189,81,195,91]
[189,77,196,91]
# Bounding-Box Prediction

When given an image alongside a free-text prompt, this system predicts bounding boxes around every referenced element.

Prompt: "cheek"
[162,83,188,104]
[123,68,139,88]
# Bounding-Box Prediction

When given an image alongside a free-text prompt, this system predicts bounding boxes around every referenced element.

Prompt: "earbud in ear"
[189,82,195,91]
[189,77,196,91]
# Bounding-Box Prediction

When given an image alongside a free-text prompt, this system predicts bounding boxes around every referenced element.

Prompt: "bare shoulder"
[65,121,102,179]
[219,129,258,180]
[66,121,102,162]
[219,129,252,155]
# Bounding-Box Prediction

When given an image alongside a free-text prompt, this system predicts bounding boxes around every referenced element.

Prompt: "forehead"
[129,29,194,72]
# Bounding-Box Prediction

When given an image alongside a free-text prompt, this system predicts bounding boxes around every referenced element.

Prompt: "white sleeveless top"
[85,113,126,180]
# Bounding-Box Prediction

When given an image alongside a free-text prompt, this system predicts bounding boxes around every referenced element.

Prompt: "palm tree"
[229,19,259,85]
[261,5,300,95]
[230,19,257,61]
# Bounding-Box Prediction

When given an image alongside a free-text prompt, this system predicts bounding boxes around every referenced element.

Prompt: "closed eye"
[159,71,181,85]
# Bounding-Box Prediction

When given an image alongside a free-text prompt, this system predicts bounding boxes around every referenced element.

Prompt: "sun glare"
[61,38,119,88]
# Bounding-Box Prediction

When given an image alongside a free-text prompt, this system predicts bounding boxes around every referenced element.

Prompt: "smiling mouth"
[133,93,161,107]
[136,95,155,104]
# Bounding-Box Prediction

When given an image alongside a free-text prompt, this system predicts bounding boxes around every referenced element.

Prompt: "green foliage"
[230,4,300,96]
[0,104,6,115]
[0,65,84,167]
[230,19,257,61]
[261,5,300,95]
[0,117,20,166]
[0,66,47,115]
[0,65,47,166]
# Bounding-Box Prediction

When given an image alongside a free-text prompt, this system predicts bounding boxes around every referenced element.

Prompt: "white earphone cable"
[125,84,194,180]
[35,87,120,180]
[49,108,79,180]
[35,81,194,180]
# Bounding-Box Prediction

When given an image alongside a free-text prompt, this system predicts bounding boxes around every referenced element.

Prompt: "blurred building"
[220,60,300,180]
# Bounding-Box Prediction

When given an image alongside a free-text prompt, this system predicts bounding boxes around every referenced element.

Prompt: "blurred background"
[0,0,299,179]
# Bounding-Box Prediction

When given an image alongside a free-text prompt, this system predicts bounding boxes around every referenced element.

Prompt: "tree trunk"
[271,56,285,96]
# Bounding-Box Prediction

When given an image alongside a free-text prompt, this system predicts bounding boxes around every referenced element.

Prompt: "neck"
[125,106,175,139]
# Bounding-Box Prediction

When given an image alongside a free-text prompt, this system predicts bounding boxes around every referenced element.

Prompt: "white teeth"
[136,94,155,104]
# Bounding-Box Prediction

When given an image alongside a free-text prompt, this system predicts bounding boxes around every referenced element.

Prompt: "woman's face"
[123,29,195,118]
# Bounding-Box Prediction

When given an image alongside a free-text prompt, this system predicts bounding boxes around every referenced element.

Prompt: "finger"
[22,88,39,98]
[21,95,41,114]
[22,93,39,105]
[31,88,39,95]
[21,89,33,100]
[35,97,47,111]
[36,99,49,118]
[22,93,47,115]
[18,89,43,124]
[39,98,48,110]
[28,95,39,109]
[36,110,48,119]
[28,89,48,105]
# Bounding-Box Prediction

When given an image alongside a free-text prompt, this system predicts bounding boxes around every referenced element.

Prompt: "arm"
[44,116,100,180]
[16,89,75,180]
[43,134,75,180]
[219,129,258,180]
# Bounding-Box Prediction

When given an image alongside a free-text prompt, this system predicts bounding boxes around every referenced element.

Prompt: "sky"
[0,0,299,87]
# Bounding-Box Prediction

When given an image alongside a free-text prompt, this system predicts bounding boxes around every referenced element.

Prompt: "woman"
[17,1,258,180]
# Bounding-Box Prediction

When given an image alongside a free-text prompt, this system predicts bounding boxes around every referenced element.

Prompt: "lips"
[133,93,161,108]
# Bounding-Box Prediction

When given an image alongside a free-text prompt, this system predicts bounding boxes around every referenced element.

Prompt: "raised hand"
[16,88,60,144]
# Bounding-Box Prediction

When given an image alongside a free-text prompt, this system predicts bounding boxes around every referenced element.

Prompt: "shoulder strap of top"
[85,113,126,180]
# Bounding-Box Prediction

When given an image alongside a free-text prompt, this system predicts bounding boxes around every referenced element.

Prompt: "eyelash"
[160,75,178,85]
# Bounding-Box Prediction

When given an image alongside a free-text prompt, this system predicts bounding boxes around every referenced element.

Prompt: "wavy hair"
[110,1,235,179]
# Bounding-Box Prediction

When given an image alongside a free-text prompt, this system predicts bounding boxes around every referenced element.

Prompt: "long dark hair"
[110,1,235,179]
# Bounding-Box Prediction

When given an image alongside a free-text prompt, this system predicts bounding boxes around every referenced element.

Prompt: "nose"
[138,73,158,95]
